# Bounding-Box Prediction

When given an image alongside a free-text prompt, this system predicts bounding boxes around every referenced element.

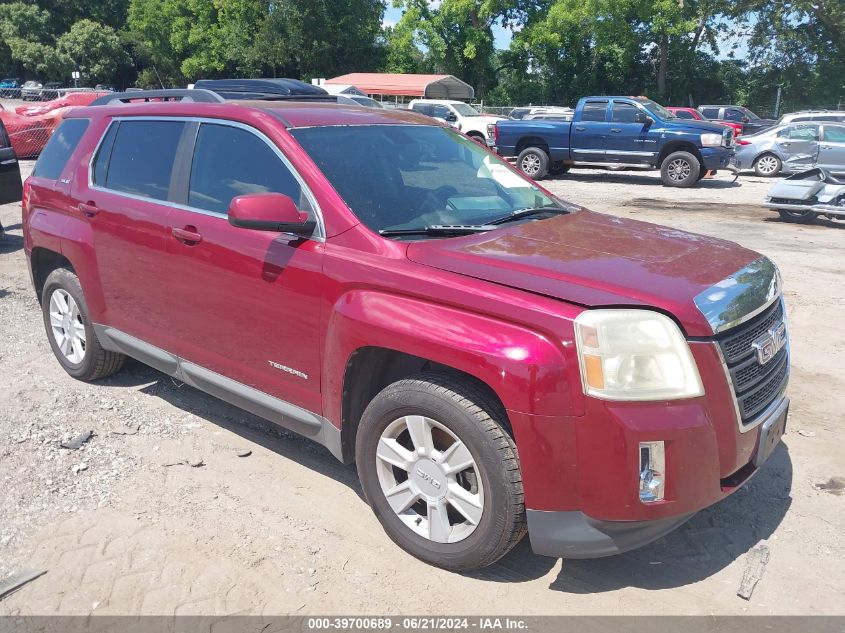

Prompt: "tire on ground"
[777,209,816,224]
[660,150,701,187]
[516,146,550,180]
[754,153,782,177]
[41,268,125,381]
[355,371,526,571]
[549,161,570,176]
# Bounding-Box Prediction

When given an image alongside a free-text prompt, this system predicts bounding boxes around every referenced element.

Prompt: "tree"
[56,19,131,84]
[0,2,64,79]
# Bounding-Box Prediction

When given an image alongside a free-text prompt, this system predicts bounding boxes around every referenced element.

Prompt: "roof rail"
[89,88,224,107]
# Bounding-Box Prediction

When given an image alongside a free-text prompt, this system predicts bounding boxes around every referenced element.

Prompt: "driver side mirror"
[228,193,316,236]
[635,112,654,125]
[445,113,457,122]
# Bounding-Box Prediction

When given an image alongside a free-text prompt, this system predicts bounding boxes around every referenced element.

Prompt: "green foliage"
[56,19,131,84]
[0,0,841,111]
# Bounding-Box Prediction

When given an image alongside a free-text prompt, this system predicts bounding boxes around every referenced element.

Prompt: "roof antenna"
[152,64,165,89]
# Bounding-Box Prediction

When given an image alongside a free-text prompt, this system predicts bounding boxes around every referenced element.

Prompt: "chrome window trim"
[693,256,782,335]
[86,115,326,241]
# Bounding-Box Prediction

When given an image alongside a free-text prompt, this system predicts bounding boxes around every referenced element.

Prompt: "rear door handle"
[575,126,586,132]
[610,128,622,133]
[78,201,99,217]
[172,226,202,244]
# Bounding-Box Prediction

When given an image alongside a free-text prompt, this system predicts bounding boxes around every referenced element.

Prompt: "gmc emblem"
[752,321,787,365]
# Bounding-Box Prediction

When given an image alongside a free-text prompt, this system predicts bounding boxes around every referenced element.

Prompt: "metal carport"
[325,73,475,100]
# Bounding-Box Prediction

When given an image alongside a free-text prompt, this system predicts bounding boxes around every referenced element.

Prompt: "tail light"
[736,139,750,145]
[22,179,32,217]
[486,123,496,142]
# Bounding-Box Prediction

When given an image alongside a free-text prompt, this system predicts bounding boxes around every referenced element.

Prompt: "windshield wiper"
[488,206,572,226]
[379,224,496,237]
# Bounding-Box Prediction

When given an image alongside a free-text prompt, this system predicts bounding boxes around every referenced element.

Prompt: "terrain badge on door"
[268,360,308,380]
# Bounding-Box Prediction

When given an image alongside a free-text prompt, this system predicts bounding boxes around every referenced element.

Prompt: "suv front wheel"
[356,373,526,571]
[41,268,125,381]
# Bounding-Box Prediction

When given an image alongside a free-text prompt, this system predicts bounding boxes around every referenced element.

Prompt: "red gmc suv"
[22,89,790,571]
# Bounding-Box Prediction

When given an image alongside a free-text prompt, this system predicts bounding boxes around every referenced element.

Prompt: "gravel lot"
[1,150,844,615]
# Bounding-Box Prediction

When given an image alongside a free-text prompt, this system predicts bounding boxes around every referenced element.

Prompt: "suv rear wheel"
[42,268,125,381]
[660,151,701,187]
[356,372,526,571]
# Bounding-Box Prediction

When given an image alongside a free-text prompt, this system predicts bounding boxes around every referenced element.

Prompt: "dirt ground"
[1,155,844,616]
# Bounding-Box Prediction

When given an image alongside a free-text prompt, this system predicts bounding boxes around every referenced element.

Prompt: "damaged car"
[734,122,845,177]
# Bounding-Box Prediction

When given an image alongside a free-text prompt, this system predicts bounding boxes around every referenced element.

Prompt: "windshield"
[451,103,481,117]
[638,99,676,119]
[290,125,561,237]
[738,107,761,121]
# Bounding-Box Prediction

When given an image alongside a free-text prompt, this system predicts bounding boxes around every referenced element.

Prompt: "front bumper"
[527,510,693,558]
[701,147,735,170]
[524,393,789,559]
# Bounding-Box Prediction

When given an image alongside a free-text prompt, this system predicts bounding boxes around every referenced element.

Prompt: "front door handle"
[575,126,586,132]
[610,128,622,133]
[172,226,202,244]
[78,201,99,217]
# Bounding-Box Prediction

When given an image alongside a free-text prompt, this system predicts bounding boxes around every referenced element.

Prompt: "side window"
[0,121,10,149]
[92,122,119,186]
[674,110,694,120]
[432,105,451,119]
[412,104,432,116]
[700,108,719,119]
[724,108,745,122]
[823,126,845,143]
[780,125,819,141]
[188,123,312,216]
[32,119,90,180]
[581,101,608,122]
[103,120,185,201]
[611,102,640,123]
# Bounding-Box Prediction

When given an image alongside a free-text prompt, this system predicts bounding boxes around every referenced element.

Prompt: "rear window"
[98,120,185,201]
[32,119,90,180]
[581,101,608,122]
[674,110,695,120]
[700,107,719,118]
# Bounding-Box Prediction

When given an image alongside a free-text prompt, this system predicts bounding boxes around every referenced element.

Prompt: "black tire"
[516,146,549,180]
[754,153,782,177]
[41,268,125,381]
[549,161,570,176]
[660,150,701,187]
[467,132,487,146]
[356,372,526,571]
[777,209,816,224]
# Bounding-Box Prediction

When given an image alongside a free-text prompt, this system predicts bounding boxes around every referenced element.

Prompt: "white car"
[408,99,503,146]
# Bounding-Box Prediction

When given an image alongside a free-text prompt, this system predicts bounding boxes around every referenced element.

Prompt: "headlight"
[574,309,704,401]
[700,133,724,147]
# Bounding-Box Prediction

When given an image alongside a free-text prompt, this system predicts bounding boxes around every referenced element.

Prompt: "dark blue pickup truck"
[495,96,737,187]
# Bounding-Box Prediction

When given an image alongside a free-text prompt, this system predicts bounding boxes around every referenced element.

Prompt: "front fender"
[322,289,579,427]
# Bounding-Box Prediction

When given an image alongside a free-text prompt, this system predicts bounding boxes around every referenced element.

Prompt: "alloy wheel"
[520,153,541,176]
[375,415,484,544]
[48,289,86,364]
[756,155,779,175]
[667,158,691,182]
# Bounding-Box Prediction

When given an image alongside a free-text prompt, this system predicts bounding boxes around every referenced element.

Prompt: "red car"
[667,106,744,135]
[22,90,790,571]
[14,90,109,117]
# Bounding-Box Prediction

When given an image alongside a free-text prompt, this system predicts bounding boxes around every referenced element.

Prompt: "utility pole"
[774,84,783,118]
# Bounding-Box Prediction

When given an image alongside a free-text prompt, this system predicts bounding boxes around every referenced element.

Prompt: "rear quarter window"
[32,118,90,180]
[98,120,185,201]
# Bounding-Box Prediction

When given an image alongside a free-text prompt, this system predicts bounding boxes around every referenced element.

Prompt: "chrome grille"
[716,298,789,427]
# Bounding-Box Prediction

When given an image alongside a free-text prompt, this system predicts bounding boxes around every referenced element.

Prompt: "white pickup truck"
[408,99,503,146]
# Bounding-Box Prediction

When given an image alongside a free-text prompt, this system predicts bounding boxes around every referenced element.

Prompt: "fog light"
[639,441,665,503]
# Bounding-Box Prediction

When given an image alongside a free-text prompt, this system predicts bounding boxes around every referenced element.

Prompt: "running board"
[93,325,344,461]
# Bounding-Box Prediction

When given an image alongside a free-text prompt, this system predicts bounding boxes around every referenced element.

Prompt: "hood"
[664,118,729,134]
[406,210,762,337]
